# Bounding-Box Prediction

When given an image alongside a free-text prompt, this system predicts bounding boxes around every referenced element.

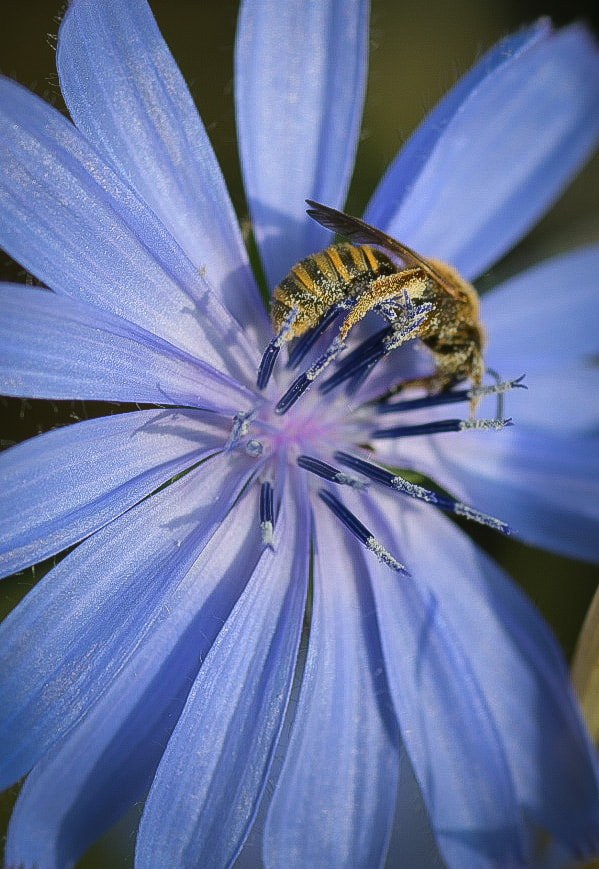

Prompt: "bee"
[260,200,485,405]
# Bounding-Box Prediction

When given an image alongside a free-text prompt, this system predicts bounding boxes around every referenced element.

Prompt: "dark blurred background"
[1,1,598,865]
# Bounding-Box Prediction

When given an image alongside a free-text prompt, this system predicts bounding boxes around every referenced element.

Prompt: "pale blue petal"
[4,496,263,869]
[136,477,310,869]
[264,496,399,869]
[57,0,267,340]
[366,22,599,280]
[235,0,369,286]
[425,426,599,563]
[478,245,599,432]
[0,76,259,376]
[376,496,599,861]
[359,492,525,869]
[487,365,599,434]
[483,245,599,372]
[366,21,547,232]
[0,286,256,413]
[0,453,254,790]
[0,408,226,579]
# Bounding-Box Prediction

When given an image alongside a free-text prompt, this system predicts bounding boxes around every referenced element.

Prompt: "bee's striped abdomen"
[272,243,396,337]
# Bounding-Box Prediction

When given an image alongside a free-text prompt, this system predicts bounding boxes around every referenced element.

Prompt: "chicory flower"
[1,1,599,867]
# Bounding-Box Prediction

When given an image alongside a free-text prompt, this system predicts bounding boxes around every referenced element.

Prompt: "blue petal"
[235,0,369,286]
[360,493,525,869]
[487,365,599,434]
[0,453,254,790]
[425,426,599,563]
[0,285,256,412]
[0,408,226,579]
[371,492,599,863]
[57,0,267,341]
[483,245,599,372]
[365,22,599,280]
[0,76,259,375]
[477,244,599,433]
[263,496,399,869]
[4,491,264,869]
[135,476,310,869]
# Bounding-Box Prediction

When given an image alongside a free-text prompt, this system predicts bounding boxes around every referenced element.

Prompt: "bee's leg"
[385,342,484,416]
[337,271,425,343]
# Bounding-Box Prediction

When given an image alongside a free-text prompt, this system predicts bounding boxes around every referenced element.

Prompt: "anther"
[275,336,345,414]
[334,451,510,534]
[371,417,512,439]
[320,327,392,395]
[287,302,352,369]
[318,488,408,574]
[378,375,525,416]
[257,306,300,389]
[225,410,254,451]
[471,374,527,399]
[334,451,436,501]
[297,454,368,489]
[477,372,527,420]
[259,480,275,547]
[377,388,472,414]
[275,372,311,415]
[383,298,434,351]
[459,418,513,431]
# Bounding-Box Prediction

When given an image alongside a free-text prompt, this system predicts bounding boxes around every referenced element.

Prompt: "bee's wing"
[306,200,460,298]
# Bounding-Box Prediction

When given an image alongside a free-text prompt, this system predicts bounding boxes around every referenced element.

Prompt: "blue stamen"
[372,417,512,439]
[259,480,275,547]
[378,389,471,414]
[287,303,349,368]
[345,361,378,396]
[276,336,345,414]
[257,340,281,390]
[334,451,510,534]
[225,410,254,452]
[383,299,434,351]
[275,372,311,415]
[297,455,368,489]
[319,299,431,396]
[257,306,299,389]
[318,488,408,573]
[481,372,527,420]
[320,327,392,394]
[378,375,526,415]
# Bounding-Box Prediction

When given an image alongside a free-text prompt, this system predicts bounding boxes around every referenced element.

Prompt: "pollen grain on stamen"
[371,416,512,440]
[225,410,255,452]
[287,301,352,369]
[319,327,391,395]
[257,306,300,390]
[259,480,275,548]
[377,376,525,418]
[297,454,368,490]
[460,418,513,431]
[318,488,408,574]
[334,450,510,534]
[275,336,345,415]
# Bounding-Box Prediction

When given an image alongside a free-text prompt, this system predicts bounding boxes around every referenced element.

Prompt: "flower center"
[233,199,528,572]
[227,310,524,572]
